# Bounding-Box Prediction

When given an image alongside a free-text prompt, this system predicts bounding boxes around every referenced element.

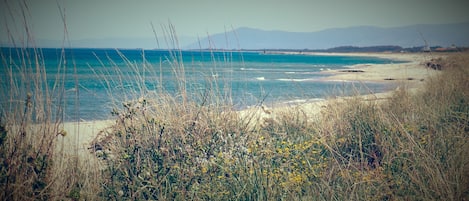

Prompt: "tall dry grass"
[0,1,101,200]
[316,52,469,200]
[0,47,73,200]
[2,45,468,200]
[89,52,468,200]
[1,2,468,199]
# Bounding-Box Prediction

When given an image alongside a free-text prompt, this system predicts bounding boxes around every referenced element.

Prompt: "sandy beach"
[314,52,442,84]
[59,120,113,154]
[63,52,443,152]
[239,52,444,126]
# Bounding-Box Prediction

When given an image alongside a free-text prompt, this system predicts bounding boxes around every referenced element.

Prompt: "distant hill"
[186,22,469,50]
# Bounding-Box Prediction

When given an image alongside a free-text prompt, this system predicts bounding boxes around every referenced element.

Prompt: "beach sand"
[59,120,113,154]
[62,52,444,155]
[239,52,445,124]
[314,52,442,84]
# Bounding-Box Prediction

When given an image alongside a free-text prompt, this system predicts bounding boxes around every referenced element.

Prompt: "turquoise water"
[1,48,401,121]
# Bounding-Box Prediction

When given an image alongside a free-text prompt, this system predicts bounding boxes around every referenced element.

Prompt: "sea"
[1,48,403,121]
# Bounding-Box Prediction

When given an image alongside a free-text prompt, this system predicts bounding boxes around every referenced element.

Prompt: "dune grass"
[75,51,467,200]
[1,6,468,199]
[2,44,469,200]
[0,47,72,199]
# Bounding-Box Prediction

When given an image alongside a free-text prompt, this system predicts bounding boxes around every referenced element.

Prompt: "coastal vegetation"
[1,4,468,200]
[1,40,468,200]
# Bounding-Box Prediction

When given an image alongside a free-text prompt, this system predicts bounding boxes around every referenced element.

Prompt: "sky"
[1,0,469,47]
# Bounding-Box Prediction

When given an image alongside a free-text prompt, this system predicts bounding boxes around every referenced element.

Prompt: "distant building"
[422,45,431,52]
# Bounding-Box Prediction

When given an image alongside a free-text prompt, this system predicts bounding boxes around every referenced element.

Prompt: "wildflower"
[290,174,303,183]
[337,137,346,144]
[201,166,208,174]
[280,182,288,188]
[277,148,283,154]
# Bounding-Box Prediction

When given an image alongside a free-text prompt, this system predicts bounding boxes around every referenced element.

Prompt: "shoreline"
[62,52,444,150]
[236,51,444,127]
[307,52,443,85]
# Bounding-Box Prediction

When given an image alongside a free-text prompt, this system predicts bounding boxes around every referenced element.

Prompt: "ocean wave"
[276,78,316,82]
[66,87,77,92]
[282,98,325,104]
[256,77,265,81]
[240,67,258,71]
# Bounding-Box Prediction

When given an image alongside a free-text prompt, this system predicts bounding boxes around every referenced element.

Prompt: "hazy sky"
[1,0,469,43]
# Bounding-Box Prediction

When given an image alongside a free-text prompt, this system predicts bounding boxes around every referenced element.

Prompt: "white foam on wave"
[284,99,308,104]
[240,67,258,71]
[66,87,77,92]
[276,78,316,82]
[256,77,265,81]
[282,98,326,105]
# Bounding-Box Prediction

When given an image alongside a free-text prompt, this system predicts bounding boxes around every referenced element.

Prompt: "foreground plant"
[88,53,469,200]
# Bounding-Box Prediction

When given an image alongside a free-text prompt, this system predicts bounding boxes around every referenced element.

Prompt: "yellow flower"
[337,137,346,144]
[281,182,288,188]
[201,166,208,174]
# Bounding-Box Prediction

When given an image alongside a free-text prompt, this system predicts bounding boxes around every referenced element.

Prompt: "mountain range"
[13,22,469,49]
[186,22,469,50]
